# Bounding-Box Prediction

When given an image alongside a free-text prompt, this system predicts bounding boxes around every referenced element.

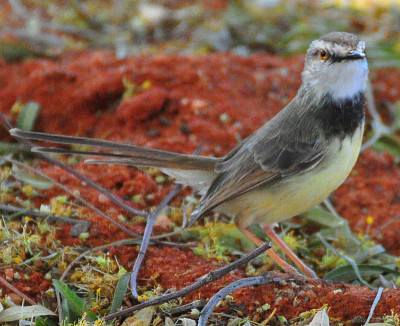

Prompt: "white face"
[301,40,369,100]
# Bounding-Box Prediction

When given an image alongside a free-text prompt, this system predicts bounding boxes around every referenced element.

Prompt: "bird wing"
[190,106,327,222]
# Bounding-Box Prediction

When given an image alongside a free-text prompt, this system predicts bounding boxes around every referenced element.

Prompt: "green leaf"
[12,164,54,190]
[61,295,71,325]
[16,101,40,131]
[181,223,255,252]
[35,316,59,326]
[0,305,56,322]
[354,243,386,264]
[0,141,28,155]
[0,40,40,61]
[323,264,400,282]
[317,233,370,287]
[53,279,97,322]
[301,206,348,229]
[109,273,130,314]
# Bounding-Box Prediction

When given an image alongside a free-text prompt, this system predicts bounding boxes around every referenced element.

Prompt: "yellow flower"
[22,184,34,198]
[138,294,148,302]
[366,216,374,225]
[141,80,152,89]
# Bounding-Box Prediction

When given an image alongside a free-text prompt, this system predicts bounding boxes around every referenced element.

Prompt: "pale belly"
[220,125,364,228]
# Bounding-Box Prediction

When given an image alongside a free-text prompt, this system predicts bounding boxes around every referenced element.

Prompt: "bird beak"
[345,50,366,60]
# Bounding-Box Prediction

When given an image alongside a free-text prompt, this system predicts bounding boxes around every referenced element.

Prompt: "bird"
[10,31,368,279]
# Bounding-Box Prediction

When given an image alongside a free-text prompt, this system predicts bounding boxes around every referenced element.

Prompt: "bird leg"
[263,225,317,279]
[238,226,309,279]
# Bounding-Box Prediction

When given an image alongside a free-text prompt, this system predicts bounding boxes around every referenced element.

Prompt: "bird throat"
[316,91,366,140]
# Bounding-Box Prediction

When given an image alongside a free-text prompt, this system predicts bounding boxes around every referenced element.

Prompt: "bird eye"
[319,49,330,61]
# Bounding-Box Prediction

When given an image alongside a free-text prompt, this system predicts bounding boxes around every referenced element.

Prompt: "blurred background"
[0,0,400,70]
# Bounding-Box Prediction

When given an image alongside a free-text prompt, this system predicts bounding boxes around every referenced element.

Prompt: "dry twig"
[0,275,36,305]
[98,242,271,323]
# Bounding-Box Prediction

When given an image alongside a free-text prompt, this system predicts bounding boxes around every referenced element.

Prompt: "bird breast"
[222,123,364,229]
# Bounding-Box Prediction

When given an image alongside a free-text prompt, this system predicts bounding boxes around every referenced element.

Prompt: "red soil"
[1,51,400,321]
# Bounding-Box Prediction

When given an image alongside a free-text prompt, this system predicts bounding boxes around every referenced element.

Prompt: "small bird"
[10,32,368,279]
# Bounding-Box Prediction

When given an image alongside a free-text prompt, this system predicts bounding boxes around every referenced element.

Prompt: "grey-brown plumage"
[10,32,368,277]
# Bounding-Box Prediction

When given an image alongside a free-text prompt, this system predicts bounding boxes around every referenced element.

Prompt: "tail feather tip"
[9,128,20,136]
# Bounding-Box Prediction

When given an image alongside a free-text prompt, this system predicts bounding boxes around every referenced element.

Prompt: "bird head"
[301,32,368,100]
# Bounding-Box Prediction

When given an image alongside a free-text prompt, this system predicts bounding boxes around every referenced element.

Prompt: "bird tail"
[9,128,218,172]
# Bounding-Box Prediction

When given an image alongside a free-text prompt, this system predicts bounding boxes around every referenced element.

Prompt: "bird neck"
[314,91,366,139]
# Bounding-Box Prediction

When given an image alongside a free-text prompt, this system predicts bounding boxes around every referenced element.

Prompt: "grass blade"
[109,273,130,315]
[16,101,40,131]
[53,279,97,322]
[323,264,400,282]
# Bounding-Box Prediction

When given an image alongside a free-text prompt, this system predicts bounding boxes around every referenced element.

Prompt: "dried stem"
[6,157,139,237]
[365,214,400,241]
[98,242,271,323]
[198,274,277,326]
[0,203,91,229]
[361,81,391,151]
[0,275,37,305]
[130,183,182,298]
[1,114,149,232]
[1,114,149,218]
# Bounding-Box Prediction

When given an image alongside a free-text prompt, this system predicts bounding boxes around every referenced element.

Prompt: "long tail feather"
[11,128,218,171]
[32,147,129,158]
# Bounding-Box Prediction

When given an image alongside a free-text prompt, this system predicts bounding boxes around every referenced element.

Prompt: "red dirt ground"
[1,51,400,322]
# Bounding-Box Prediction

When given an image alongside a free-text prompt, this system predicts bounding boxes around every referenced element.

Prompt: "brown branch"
[0,275,37,305]
[198,274,276,326]
[130,183,182,298]
[98,242,271,323]
[0,203,91,230]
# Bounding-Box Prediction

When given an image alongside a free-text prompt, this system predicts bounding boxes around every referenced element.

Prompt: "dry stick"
[361,81,391,151]
[58,239,189,325]
[0,203,91,229]
[323,199,341,218]
[5,117,256,322]
[9,155,192,236]
[130,183,182,298]
[6,160,190,318]
[97,242,271,323]
[2,114,142,323]
[9,158,189,246]
[6,159,125,323]
[7,158,139,238]
[0,275,36,305]
[198,274,278,326]
[1,114,149,219]
[365,214,400,241]
[58,239,190,323]
[166,299,205,315]
[363,286,383,326]
[130,146,201,298]
[60,239,139,282]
